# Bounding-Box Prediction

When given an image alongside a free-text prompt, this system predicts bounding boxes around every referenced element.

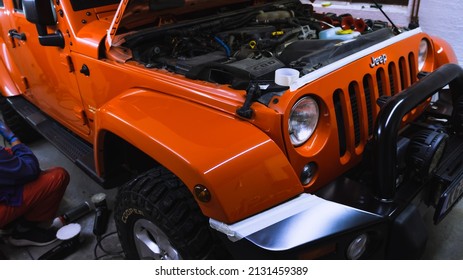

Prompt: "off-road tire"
[0,97,41,143]
[114,166,214,260]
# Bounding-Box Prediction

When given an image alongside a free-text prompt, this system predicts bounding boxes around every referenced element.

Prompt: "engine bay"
[120,0,396,88]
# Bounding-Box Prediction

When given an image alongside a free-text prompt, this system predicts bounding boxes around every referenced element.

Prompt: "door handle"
[8,29,26,41]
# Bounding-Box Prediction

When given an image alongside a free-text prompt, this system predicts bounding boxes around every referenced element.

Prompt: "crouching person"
[0,120,69,246]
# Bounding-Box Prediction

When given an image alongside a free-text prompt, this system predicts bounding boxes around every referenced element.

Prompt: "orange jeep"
[0,0,462,259]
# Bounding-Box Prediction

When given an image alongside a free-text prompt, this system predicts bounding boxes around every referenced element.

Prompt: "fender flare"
[95,89,303,223]
[430,36,458,66]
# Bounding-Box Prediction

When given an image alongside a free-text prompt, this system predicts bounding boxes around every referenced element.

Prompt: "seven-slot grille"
[333,52,418,157]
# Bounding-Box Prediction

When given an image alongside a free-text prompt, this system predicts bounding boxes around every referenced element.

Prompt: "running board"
[5,96,104,185]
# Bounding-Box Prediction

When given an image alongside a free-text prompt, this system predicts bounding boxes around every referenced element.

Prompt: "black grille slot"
[388,62,397,95]
[333,89,347,157]
[408,52,417,83]
[363,75,374,136]
[332,52,416,158]
[376,68,386,97]
[349,82,361,146]
[399,57,407,90]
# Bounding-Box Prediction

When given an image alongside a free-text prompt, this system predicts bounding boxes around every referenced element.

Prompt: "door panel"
[0,0,27,94]
[6,0,89,135]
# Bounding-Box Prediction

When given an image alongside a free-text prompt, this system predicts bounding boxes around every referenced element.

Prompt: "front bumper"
[210,64,463,259]
[210,193,382,250]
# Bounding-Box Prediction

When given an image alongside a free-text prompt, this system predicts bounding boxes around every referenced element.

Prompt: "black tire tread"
[114,166,213,259]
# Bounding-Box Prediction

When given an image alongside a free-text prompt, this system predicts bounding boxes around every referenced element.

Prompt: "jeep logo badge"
[370,54,387,68]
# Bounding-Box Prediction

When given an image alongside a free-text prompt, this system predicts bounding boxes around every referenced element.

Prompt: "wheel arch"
[97,130,159,187]
[94,89,303,223]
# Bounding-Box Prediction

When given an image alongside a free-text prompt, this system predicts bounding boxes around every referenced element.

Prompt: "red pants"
[0,167,69,228]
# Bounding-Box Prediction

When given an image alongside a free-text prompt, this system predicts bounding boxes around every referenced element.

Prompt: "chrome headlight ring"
[418,39,429,72]
[288,96,319,146]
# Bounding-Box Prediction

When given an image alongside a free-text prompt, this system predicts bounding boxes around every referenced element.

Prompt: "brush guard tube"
[373,63,463,200]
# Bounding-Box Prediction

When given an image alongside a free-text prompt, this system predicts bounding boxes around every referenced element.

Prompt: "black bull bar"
[373,63,463,200]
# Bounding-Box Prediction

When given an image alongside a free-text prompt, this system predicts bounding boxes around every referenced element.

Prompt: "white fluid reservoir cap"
[275,68,300,87]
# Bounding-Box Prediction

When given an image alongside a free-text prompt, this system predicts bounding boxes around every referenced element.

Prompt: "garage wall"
[309,1,462,65]
[419,0,462,65]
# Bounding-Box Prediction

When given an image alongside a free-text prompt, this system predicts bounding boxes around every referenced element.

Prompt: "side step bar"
[5,96,104,185]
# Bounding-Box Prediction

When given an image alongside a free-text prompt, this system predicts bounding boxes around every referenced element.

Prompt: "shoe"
[8,226,57,247]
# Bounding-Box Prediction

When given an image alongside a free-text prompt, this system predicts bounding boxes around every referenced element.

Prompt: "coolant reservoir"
[319,27,360,40]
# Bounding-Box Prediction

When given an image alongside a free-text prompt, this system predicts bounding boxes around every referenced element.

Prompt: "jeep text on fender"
[0,0,462,259]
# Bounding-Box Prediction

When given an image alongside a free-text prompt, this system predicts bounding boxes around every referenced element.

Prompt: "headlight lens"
[418,39,429,71]
[289,97,319,146]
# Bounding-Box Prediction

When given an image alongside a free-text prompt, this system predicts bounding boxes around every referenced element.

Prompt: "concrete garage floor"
[0,137,123,260]
[0,137,462,260]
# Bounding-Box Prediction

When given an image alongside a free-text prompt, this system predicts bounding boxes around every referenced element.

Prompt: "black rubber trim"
[4,96,103,184]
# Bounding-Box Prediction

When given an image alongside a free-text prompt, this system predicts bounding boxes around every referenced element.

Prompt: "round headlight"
[289,97,319,146]
[418,39,429,71]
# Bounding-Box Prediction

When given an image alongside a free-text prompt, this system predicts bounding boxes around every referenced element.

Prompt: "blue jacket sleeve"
[0,143,40,186]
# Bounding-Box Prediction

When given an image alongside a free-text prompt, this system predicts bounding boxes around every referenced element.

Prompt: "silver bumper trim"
[210,193,382,251]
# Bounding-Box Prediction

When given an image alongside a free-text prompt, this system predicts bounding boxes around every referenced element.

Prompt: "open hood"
[106,0,267,48]
[104,0,396,90]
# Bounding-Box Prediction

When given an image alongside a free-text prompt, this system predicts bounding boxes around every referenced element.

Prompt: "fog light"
[346,233,368,260]
[408,130,448,177]
[300,162,317,185]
